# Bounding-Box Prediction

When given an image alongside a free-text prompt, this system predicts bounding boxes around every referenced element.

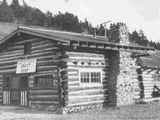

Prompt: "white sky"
[7,0,160,42]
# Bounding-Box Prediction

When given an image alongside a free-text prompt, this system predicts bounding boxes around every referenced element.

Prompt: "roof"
[0,25,154,51]
[139,52,160,68]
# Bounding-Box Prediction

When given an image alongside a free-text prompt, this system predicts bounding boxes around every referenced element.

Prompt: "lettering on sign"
[16,59,37,74]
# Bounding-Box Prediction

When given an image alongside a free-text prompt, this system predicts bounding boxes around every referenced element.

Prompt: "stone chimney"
[118,23,130,45]
[108,23,139,106]
[116,23,139,106]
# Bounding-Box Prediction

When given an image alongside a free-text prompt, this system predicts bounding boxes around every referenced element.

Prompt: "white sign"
[16,59,37,74]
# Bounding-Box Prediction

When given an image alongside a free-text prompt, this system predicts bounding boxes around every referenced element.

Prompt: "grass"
[0,102,159,120]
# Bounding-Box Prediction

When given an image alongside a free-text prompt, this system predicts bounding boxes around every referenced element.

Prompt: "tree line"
[0,0,160,50]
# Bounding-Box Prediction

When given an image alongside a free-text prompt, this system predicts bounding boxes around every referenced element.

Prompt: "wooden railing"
[3,88,28,106]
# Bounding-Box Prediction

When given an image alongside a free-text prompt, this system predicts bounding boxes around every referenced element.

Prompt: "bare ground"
[0,102,159,120]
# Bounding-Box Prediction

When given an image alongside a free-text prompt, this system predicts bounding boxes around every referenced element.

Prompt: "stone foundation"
[62,104,103,113]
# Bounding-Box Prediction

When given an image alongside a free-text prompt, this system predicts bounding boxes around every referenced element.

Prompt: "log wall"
[63,51,108,113]
[0,35,62,111]
[141,69,160,100]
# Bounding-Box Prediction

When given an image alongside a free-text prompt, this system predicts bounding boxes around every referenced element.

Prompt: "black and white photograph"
[0,0,159,119]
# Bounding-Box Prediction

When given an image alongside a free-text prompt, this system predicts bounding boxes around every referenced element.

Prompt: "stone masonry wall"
[116,24,140,106]
[116,51,139,106]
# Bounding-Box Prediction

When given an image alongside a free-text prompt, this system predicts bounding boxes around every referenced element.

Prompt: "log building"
[0,23,155,113]
[137,54,160,102]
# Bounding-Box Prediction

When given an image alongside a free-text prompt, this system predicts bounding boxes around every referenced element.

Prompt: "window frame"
[79,68,102,87]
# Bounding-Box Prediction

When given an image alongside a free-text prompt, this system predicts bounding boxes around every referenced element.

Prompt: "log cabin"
[137,54,160,102]
[0,23,155,113]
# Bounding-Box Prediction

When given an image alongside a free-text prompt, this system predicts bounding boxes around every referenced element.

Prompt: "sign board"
[16,59,37,74]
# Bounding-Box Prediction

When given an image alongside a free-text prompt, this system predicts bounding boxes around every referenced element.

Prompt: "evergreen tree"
[0,0,160,50]
[0,0,14,22]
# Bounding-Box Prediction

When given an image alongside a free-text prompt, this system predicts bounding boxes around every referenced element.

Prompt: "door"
[3,75,28,106]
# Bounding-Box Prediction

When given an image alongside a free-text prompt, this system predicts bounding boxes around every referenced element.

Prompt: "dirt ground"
[0,102,159,120]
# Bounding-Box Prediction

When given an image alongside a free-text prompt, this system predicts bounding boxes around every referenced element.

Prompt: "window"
[80,69,102,86]
[81,72,90,83]
[24,42,31,55]
[91,72,101,83]
[34,75,53,88]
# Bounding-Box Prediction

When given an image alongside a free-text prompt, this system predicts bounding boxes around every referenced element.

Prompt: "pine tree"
[0,0,14,22]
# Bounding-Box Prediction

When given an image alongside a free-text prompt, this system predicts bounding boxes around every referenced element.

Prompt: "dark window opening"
[24,42,31,55]
[20,76,28,88]
[34,75,54,88]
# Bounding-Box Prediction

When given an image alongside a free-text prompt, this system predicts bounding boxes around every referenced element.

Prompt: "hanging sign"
[16,59,37,74]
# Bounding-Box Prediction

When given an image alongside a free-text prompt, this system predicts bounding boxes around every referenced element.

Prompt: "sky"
[6,0,160,42]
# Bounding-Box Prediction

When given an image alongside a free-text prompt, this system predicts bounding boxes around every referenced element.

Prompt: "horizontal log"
[0,54,56,64]
[68,99,106,107]
[7,44,24,50]
[37,65,57,71]
[67,66,105,69]
[68,86,106,92]
[30,89,58,95]
[68,78,79,82]
[144,96,152,99]
[32,47,58,54]
[35,70,57,76]
[143,97,160,102]
[0,61,16,67]
[15,38,39,44]
[68,82,79,86]
[0,64,16,70]
[29,96,58,101]
[31,55,56,61]
[37,60,57,66]
[143,81,154,85]
[29,51,54,57]
[0,68,15,73]
[67,57,107,62]
[32,42,55,49]
[0,54,22,62]
[69,94,106,100]
[144,90,153,93]
[68,75,79,79]
[30,100,59,105]
[31,40,52,46]
[0,50,23,57]
[66,52,105,58]
[69,92,106,98]
[144,92,152,96]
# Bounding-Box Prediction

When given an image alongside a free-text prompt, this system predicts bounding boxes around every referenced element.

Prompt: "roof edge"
[0,26,155,51]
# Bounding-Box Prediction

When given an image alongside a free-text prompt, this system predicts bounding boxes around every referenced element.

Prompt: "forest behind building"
[0,0,160,49]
